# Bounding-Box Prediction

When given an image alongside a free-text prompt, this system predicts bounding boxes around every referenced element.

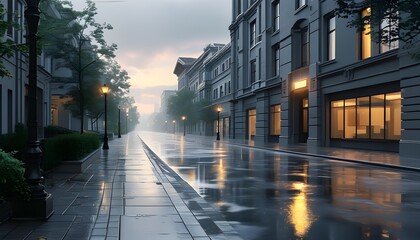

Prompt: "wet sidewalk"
[0,132,240,240]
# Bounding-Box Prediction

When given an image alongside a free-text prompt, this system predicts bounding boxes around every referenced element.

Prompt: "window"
[327,16,336,61]
[301,27,309,67]
[270,105,281,135]
[273,47,280,76]
[380,13,399,53]
[214,67,219,77]
[330,92,401,140]
[250,60,257,85]
[248,109,256,140]
[222,63,225,72]
[228,81,231,94]
[361,7,372,59]
[237,0,242,16]
[273,1,280,32]
[250,20,257,47]
[220,86,223,97]
[295,0,306,10]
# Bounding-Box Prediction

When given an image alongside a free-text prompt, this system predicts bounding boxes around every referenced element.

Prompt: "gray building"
[230,0,282,143]
[0,0,52,137]
[229,0,420,158]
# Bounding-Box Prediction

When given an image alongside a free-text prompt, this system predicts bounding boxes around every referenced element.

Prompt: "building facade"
[168,0,420,158]
[228,0,420,158]
[0,0,52,137]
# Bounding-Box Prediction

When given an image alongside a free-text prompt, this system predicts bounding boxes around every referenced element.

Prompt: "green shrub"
[0,150,30,201]
[44,125,75,138]
[0,123,27,160]
[43,133,101,170]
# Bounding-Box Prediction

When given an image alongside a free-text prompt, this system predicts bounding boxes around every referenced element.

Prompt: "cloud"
[71,0,231,114]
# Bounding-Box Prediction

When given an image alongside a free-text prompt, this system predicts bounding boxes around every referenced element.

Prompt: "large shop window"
[248,109,256,139]
[270,105,281,135]
[330,92,401,140]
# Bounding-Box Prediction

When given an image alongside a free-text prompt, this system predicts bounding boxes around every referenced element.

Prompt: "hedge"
[43,133,101,170]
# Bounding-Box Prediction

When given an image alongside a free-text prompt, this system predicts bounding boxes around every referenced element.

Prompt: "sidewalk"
[0,132,240,240]
[218,137,420,172]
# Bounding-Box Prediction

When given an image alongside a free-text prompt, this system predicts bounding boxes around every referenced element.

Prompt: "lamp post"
[182,116,186,136]
[165,120,168,133]
[13,0,54,220]
[216,107,222,140]
[172,120,176,134]
[100,84,110,149]
[118,106,121,138]
[126,111,128,134]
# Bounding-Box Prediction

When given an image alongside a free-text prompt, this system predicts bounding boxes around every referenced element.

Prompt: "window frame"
[327,15,336,61]
[250,20,257,47]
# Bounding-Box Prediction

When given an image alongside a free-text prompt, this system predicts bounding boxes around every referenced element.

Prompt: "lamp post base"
[103,136,109,150]
[216,132,220,140]
[11,194,54,220]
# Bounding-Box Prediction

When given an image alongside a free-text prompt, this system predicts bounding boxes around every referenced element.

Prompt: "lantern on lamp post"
[100,84,110,149]
[182,116,186,136]
[216,106,222,140]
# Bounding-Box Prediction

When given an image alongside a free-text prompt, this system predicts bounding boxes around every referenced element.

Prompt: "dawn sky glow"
[71,0,232,114]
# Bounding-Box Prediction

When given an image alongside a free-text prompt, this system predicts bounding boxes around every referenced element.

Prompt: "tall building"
[229,0,420,158]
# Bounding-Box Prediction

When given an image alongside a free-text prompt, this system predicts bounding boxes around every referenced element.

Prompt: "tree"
[335,0,420,57]
[167,89,196,122]
[39,0,117,134]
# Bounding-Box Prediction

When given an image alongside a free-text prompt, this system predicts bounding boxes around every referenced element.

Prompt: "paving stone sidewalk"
[0,132,240,240]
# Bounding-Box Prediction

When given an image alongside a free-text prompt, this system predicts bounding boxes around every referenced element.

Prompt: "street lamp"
[14,0,54,220]
[182,116,186,136]
[217,106,222,140]
[165,120,168,133]
[172,120,176,134]
[100,84,110,149]
[117,106,121,138]
[126,111,128,134]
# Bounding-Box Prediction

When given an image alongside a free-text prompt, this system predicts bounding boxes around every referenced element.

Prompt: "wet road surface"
[140,131,420,240]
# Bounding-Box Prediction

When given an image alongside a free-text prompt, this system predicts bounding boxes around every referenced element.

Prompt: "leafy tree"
[335,0,420,57]
[167,89,196,122]
[39,0,117,134]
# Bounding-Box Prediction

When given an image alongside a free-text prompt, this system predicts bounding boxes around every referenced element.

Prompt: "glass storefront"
[270,105,281,135]
[248,109,256,140]
[330,92,401,140]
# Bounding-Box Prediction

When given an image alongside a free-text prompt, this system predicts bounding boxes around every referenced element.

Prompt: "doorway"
[291,90,308,143]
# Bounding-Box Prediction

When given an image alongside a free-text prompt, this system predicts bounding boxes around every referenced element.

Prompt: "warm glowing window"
[356,97,370,139]
[361,8,372,59]
[248,109,256,139]
[344,99,356,139]
[371,94,385,139]
[331,100,344,138]
[270,105,281,135]
[330,92,401,140]
[386,92,401,140]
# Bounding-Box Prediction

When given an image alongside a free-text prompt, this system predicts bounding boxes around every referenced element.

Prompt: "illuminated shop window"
[270,105,281,135]
[330,92,401,140]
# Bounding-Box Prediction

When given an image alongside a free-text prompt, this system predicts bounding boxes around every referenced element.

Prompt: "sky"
[70,0,232,115]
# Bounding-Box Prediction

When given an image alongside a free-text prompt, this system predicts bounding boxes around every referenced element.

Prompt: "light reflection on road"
[140,132,420,240]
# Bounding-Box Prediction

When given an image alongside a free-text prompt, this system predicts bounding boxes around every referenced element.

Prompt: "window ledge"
[294,4,307,14]
[320,59,336,67]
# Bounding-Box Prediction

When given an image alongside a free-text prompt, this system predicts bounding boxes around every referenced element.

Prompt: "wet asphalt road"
[139,131,420,240]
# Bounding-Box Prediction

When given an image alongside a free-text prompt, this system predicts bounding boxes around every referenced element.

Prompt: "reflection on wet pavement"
[141,132,420,240]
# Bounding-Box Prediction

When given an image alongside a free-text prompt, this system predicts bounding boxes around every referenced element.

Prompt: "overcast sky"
[71,0,232,114]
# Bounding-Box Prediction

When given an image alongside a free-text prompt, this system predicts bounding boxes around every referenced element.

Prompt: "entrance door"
[291,90,308,143]
[300,98,308,143]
